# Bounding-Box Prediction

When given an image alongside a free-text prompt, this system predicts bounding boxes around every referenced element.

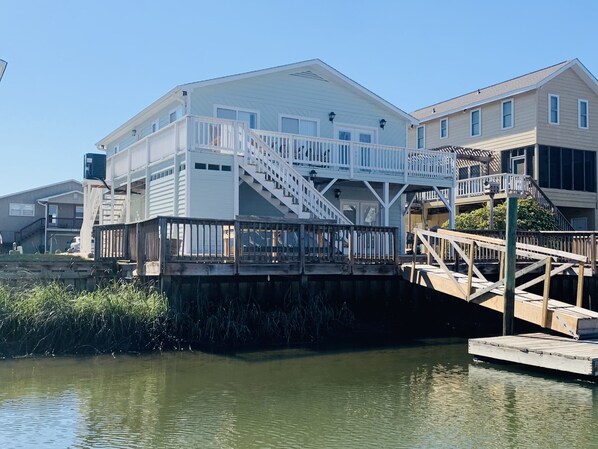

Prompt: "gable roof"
[97,59,417,147]
[411,59,598,122]
[0,180,81,201]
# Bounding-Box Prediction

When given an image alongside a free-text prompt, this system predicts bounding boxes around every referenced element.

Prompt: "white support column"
[173,122,180,217]
[449,187,456,230]
[383,182,390,226]
[233,122,240,217]
[145,138,150,220]
[398,194,406,254]
[126,143,132,223]
[185,116,193,217]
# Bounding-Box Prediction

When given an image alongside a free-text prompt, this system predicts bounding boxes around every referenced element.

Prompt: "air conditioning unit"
[84,153,106,180]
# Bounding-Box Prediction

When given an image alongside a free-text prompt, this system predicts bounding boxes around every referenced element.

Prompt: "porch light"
[309,169,317,181]
[334,188,341,199]
[328,112,336,122]
[131,129,137,137]
[379,119,387,129]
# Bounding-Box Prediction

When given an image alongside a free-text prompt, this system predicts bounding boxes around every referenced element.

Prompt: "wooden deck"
[469,333,598,376]
[94,217,404,277]
[404,229,598,339]
[403,264,598,339]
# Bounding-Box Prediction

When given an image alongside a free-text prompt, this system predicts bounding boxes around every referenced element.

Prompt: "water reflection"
[0,342,596,449]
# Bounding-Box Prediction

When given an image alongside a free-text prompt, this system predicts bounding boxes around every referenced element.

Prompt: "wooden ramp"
[469,333,598,376]
[403,229,598,339]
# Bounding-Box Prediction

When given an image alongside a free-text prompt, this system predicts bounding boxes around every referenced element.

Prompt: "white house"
[81,60,457,254]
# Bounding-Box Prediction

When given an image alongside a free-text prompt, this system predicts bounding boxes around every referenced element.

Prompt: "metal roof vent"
[289,70,328,82]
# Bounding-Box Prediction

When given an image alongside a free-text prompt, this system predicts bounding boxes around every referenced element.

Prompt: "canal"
[0,341,596,449]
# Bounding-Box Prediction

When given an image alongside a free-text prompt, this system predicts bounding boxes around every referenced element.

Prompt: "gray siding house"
[82,60,457,254]
[0,180,83,254]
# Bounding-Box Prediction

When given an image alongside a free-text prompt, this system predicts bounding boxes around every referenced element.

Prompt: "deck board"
[403,264,598,339]
[469,333,598,375]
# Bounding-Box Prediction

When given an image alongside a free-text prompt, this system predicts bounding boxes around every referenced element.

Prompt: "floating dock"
[469,333,598,376]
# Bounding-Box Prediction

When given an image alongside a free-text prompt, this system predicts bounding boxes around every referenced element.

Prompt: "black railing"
[15,218,46,244]
[47,217,83,229]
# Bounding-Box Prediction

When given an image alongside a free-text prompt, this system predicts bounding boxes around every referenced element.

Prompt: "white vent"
[289,70,328,82]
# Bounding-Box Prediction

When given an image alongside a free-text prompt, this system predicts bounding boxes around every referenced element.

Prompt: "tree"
[444,198,560,231]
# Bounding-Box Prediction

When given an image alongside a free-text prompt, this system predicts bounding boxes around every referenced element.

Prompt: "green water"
[0,341,596,449]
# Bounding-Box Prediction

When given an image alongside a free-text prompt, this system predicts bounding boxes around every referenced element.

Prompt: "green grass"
[0,281,172,356]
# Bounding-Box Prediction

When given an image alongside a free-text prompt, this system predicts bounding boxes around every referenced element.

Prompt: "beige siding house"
[409,59,598,230]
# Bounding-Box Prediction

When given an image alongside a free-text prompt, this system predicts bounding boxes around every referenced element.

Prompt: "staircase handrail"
[243,127,351,224]
[525,176,574,231]
[16,217,46,243]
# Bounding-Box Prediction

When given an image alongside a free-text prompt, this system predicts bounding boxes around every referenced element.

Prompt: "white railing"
[106,116,457,183]
[244,128,351,224]
[418,173,528,201]
[256,130,455,180]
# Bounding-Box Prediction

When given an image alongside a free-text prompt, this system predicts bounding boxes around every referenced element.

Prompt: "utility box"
[84,153,106,180]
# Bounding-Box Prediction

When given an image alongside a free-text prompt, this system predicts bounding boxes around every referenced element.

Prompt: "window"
[169,110,177,124]
[458,164,481,180]
[151,120,159,133]
[502,99,513,129]
[416,125,425,149]
[538,145,596,192]
[75,206,84,219]
[440,118,448,139]
[216,106,258,129]
[9,203,35,217]
[281,116,318,136]
[470,109,481,136]
[579,100,588,129]
[549,95,559,124]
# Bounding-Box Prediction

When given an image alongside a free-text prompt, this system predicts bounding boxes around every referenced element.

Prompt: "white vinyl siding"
[549,94,559,125]
[502,99,513,129]
[416,125,425,149]
[579,99,589,129]
[440,118,448,139]
[148,167,175,218]
[470,109,481,137]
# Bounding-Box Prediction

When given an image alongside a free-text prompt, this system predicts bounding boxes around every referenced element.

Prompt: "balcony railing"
[47,217,83,230]
[418,173,528,201]
[105,115,456,184]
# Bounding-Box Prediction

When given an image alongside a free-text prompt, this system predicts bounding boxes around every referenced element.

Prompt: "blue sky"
[1,0,597,196]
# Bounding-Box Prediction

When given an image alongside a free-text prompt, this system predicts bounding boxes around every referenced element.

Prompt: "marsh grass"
[0,281,172,356]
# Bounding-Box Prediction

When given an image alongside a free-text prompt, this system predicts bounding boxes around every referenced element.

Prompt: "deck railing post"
[93,226,100,260]
[542,257,552,328]
[234,220,240,275]
[410,231,419,283]
[503,196,518,336]
[591,233,597,277]
[577,262,585,308]
[299,223,305,275]
[159,217,168,275]
[466,241,475,301]
[393,227,400,269]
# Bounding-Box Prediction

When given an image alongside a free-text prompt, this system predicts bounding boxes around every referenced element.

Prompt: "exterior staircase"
[524,177,574,231]
[241,128,351,224]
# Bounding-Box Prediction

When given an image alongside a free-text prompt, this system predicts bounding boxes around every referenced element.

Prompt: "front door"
[337,126,375,170]
[341,200,380,225]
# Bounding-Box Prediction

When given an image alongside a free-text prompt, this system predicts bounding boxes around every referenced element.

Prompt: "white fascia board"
[95,87,184,149]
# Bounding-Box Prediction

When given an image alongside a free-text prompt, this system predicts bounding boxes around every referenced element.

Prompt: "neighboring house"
[0,180,83,254]
[81,60,457,254]
[408,59,598,230]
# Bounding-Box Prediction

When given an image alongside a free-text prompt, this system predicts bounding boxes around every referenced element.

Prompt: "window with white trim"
[169,110,177,124]
[579,99,588,129]
[549,94,559,124]
[216,106,258,129]
[151,120,159,133]
[439,118,448,139]
[416,125,425,149]
[280,116,318,136]
[502,99,513,129]
[470,109,481,137]
[9,203,35,217]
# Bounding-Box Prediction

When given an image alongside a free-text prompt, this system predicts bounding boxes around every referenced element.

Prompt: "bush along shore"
[0,281,355,357]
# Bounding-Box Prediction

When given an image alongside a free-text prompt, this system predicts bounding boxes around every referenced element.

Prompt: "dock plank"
[469,333,598,375]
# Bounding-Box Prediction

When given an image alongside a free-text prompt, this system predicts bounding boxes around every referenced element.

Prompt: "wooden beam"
[542,257,552,328]
[503,196,518,336]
